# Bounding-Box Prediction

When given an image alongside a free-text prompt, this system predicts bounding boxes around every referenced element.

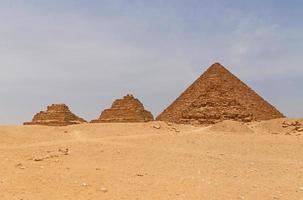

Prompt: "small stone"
[58,148,69,155]
[171,127,180,133]
[81,182,88,187]
[136,174,144,177]
[101,187,108,193]
[15,163,26,169]
[299,187,303,191]
[34,158,44,162]
[152,124,161,129]
[167,122,173,126]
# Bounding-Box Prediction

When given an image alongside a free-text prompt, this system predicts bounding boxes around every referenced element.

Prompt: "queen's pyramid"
[157,63,284,125]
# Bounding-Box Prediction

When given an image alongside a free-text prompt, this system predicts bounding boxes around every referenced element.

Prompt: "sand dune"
[1,120,303,200]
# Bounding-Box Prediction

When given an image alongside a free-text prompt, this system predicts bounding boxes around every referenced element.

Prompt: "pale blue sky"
[0,0,302,124]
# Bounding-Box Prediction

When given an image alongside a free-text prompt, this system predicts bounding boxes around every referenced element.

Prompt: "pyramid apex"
[208,62,226,69]
[213,62,222,66]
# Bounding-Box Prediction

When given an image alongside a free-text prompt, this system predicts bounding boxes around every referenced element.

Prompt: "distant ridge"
[157,63,285,125]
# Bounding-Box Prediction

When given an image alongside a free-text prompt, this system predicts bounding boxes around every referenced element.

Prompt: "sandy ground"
[0,120,303,200]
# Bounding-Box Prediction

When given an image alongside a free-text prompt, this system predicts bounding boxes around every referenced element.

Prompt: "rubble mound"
[250,118,303,135]
[209,120,254,134]
[24,104,86,126]
[157,63,284,125]
[91,94,154,123]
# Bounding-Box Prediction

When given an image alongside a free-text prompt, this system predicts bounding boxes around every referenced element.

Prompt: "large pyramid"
[24,104,87,126]
[157,63,284,125]
[91,94,154,123]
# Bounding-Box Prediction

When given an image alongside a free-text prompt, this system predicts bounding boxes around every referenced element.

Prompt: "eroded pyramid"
[91,94,154,123]
[24,104,87,126]
[157,63,284,125]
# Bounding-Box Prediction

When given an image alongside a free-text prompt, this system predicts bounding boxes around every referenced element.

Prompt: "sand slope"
[0,120,303,200]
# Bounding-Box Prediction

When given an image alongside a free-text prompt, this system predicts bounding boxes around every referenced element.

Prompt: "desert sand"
[1,119,303,200]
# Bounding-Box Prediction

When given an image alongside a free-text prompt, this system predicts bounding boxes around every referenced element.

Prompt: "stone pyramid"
[91,94,154,123]
[24,104,87,126]
[157,63,284,125]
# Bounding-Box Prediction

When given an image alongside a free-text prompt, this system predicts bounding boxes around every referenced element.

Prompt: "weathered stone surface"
[157,63,285,125]
[24,104,86,126]
[91,94,154,123]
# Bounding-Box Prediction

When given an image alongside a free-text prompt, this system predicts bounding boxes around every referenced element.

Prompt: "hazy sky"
[0,0,302,124]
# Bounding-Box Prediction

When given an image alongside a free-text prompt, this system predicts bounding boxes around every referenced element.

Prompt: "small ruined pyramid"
[157,63,284,125]
[91,94,154,123]
[24,104,87,126]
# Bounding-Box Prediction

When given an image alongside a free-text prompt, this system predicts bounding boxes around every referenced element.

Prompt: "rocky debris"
[166,122,173,126]
[163,122,180,133]
[282,120,303,135]
[295,127,303,132]
[15,163,26,169]
[248,118,303,136]
[81,182,88,187]
[169,126,180,133]
[32,148,70,162]
[24,104,86,126]
[101,187,108,193]
[91,94,154,123]
[152,123,161,129]
[33,155,59,162]
[157,63,284,125]
[58,148,69,155]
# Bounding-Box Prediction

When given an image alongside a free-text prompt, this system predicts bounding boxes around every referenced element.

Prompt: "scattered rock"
[81,182,88,187]
[136,174,144,177]
[101,187,108,193]
[15,163,26,169]
[34,158,44,162]
[168,126,180,133]
[33,148,69,162]
[153,124,161,129]
[58,148,69,155]
[238,195,245,200]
